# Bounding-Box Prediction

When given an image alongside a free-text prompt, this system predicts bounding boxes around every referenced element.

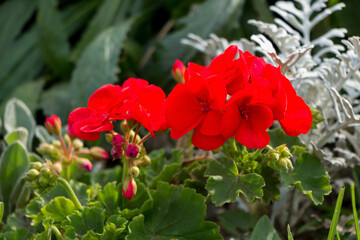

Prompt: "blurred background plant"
[0,0,360,239]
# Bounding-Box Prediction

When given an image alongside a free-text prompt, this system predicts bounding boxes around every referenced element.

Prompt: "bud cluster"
[265,144,293,171]
[25,161,58,193]
[38,115,109,180]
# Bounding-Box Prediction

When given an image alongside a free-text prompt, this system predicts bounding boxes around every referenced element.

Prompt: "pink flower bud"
[45,115,62,135]
[111,148,122,159]
[171,59,186,83]
[52,162,62,174]
[112,134,125,149]
[76,157,92,171]
[125,144,139,158]
[90,146,109,161]
[122,177,137,200]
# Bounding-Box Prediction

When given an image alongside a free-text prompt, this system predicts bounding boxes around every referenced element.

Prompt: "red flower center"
[239,105,249,120]
[199,99,211,113]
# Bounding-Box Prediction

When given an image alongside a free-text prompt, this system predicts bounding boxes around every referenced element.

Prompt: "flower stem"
[58,134,68,159]
[62,165,70,181]
[57,177,83,210]
[51,225,63,240]
[122,158,129,182]
[229,137,237,153]
[138,133,151,145]
[132,122,141,144]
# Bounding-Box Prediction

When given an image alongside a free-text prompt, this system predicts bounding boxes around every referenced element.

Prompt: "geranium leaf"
[250,215,281,240]
[127,182,221,240]
[98,182,119,214]
[261,167,281,204]
[280,153,331,205]
[218,209,259,236]
[205,157,265,206]
[41,197,76,222]
[4,127,28,146]
[82,207,105,234]
[268,128,305,149]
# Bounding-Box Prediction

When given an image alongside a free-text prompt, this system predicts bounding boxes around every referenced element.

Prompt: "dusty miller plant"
[182,0,360,168]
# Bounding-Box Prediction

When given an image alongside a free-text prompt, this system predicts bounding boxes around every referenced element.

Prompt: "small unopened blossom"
[111,148,122,159]
[112,134,125,149]
[125,144,139,158]
[265,144,293,171]
[122,177,137,200]
[76,157,93,171]
[90,146,109,160]
[45,114,62,135]
[171,59,186,83]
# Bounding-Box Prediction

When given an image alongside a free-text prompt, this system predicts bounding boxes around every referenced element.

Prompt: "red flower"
[45,114,62,135]
[166,63,227,151]
[122,78,168,137]
[208,45,250,95]
[221,89,273,149]
[122,177,137,200]
[68,84,130,141]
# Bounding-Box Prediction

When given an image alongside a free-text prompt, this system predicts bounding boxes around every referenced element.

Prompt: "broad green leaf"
[218,209,259,236]
[0,209,32,233]
[98,182,119,214]
[2,228,33,240]
[261,167,281,204]
[4,127,28,146]
[40,83,72,123]
[205,157,265,206]
[5,79,45,115]
[4,99,36,150]
[143,0,245,89]
[41,197,76,222]
[72,0,125,59]
[268,128,305,149]
[71,19,133,108]
[127,182,221,240]
[82,207,106,234]
[0,0,36,50]
[37,0,71,75]
[0,202,3,223]
[184,163,208,196]
[0,142,29,217]
[250,216,281,240]
[280,153,331,205]
[89,165,122,187]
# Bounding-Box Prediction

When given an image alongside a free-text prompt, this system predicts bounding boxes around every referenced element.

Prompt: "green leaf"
[37,0,71,75]
[205,157,265,206]
[280,153,332,205]
[218,209,259,236]
[144,0,246,88]
[4,98,36,150]
[98,182,119,214]
[40,83,73,123]
[268,128,305,149]
[127,182,221,240]
[0,0,36,50]
[2,228,33,240]
[89,165,122,187]
[4,127,28,146]
[71,19,133,108]
[327,187,345,240]
[288,225,294,240]
[82,207,106,234]
[0,201,3,223]
[35,126,53,144]
[261,167,281,204]
[72,0,125,59]
[250,216,281,240]
[41,196,76,222]
[0,142,29,217]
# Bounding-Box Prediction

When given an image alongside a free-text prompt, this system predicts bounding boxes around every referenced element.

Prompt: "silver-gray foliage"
[181,0,360,167]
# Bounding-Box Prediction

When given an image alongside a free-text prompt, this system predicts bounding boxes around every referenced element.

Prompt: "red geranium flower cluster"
[68,78,168,141]
[166,45,312,150]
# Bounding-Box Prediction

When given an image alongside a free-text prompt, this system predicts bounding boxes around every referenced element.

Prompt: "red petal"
[206,75,227,110]
[199,110,223,136]
[247,104,273,131]
[166,84,204,137]
[192,127,227,151]
[279,95,312,136]
[221,103,242,139]
[88,84,122,112]
[235,121,270,149]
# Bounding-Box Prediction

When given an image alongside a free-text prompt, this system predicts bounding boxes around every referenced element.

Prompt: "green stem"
[229,137,237,153]
[252,148,262,159]
[51,225,63,240]
[352,168,360,205]
[122,158,129,182]
[58,177,82,210]
[327,187,345,240]
[351,184,360,240]
[63,166,70,181]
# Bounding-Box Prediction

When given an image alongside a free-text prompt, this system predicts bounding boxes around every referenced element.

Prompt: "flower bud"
[171,59,186,83]
[90,147,108,161]
[30,162,43,171]
[64,134,71,145]
[40,167,52,177]
[125,144,139,158]
[140,155,151,166]
[72,139,83,150]
[112,134,125,149]
[122,177,137,200]
[111,148,122,160]
[38,176,49,187]
[52,140,61,148]
[311,107,324,129]
[121,120,129,133]
[25,169,40,181]
[45,115,62,135]
[131,166,140,177]
[105,133,114,143]
[52,162,62,174]
[265,144,293,171]
[76,157,93,171]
